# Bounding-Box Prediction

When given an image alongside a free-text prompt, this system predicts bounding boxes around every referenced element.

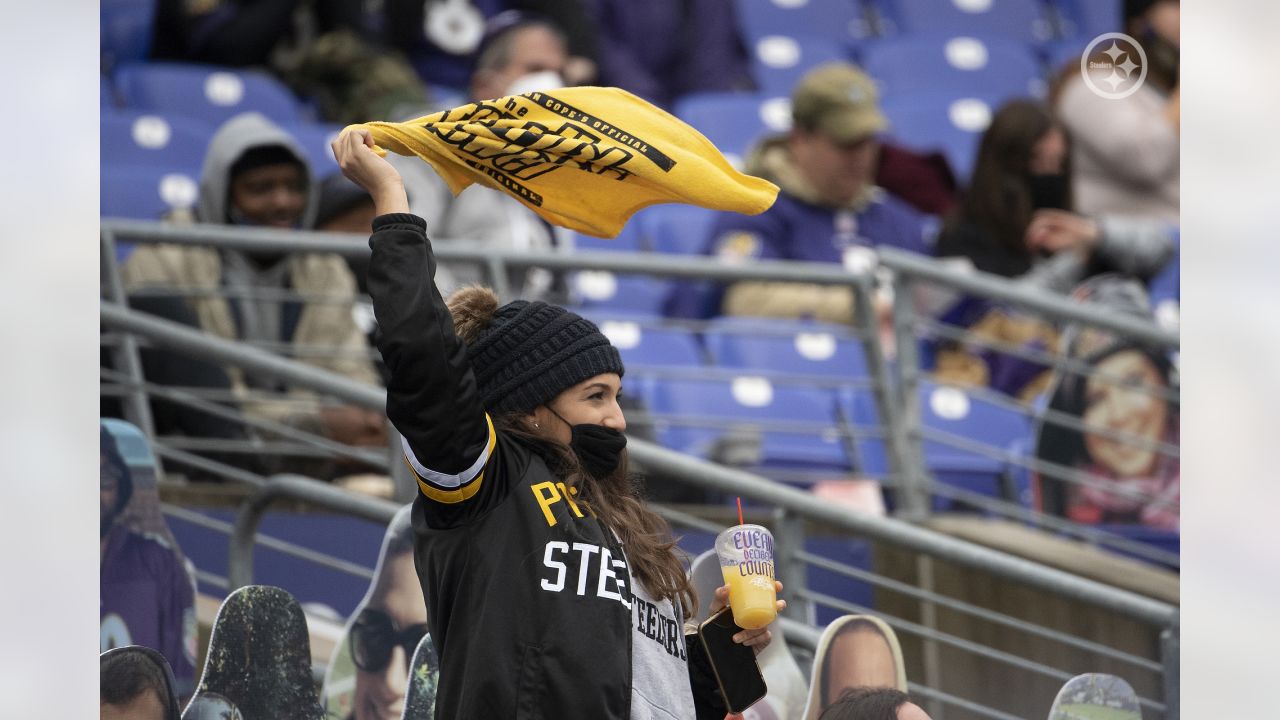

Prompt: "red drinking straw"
[737,497,744,526]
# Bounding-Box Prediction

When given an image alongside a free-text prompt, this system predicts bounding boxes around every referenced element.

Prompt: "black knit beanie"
[466,300,625,415]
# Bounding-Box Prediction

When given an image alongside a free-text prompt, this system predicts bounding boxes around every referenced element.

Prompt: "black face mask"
[1028,172,1070,211]
[548,408,627,478]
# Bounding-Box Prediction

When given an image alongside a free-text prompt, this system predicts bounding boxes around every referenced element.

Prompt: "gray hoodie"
[197,112,319,229]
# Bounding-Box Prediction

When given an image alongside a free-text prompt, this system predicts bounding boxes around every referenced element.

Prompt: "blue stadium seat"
[102,164,200,221]
[674,92,789,164]
[1051,0,1123,40]
[735,0,871,48]
[591,317,705,369]
[1149,237,1179,330]
[880,90,1006,181]
[1041,36,1091,76]
[102,74,118,108]
[639,204,719,255]
[916,381,1031,510]
[750,35,853,97]
[862,34,1047,100]
[114,62,305,127]
[102,111,212,175]
[289,122,344,177]
[837,386,890,477]
[1094,524,1179,568]
[704,317,870,381]
[101,0,156,71]
[640,376,850,470]
[873,0,1054,45]
[569,272,674,314]
[570,215,646,253]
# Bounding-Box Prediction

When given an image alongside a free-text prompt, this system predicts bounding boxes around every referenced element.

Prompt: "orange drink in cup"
[715,523,777,630]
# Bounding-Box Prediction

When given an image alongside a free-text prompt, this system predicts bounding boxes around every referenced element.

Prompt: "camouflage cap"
[790,62,888,143]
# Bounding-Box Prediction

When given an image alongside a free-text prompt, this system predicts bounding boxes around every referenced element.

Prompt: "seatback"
[101,111,213,175]
[640,375,849,470]
[749,35,855,97]
[873,0,1053,44]
[101,0,157,71]
[115,62,304,127]
[862,34,1046,99]
[704,317,870,382]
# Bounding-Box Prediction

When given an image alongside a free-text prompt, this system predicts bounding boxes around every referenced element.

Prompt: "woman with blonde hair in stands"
[331,128,785,720]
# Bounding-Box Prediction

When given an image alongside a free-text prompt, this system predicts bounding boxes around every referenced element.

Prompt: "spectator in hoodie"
[122,112,385,458]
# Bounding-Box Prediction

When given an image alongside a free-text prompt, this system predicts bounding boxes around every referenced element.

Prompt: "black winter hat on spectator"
[467,300,624,415]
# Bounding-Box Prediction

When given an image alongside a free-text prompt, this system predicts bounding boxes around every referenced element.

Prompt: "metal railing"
[100,219,1180,718]
[101,300,1177,719]
[103,219,1180,563]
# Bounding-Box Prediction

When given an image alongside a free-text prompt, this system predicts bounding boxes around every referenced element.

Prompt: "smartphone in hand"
[697,607,768,714]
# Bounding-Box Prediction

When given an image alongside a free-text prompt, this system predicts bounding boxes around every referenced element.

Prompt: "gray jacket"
[1023,215,1175,295]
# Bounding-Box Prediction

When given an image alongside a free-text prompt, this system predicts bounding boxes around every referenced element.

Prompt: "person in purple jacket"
[100,427,197,700]
[666,63,935,323]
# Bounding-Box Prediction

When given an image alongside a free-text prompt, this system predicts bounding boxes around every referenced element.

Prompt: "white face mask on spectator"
[506,70,565,97]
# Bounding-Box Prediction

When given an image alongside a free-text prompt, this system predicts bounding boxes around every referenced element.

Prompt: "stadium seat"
[289,122,344,177]
[750,35,853,97]
[101,111,212,175]
[569,218,646,253]
[872,0,1055,45]
[591,317,705,369]
[102,74,118,108]
[880,90,1006,181]
[862,34,1047,100]
[674,92,790,165]
[568,272,674,314]
[639,204,719,255]
[192,585,326,719]
[1041,36,1091,76]
[735,0,870,49]
[1051,0,1123,41]
[703,317,871,381]
[1149,239,1179,330]
[915,381,1031,510]
[1094,524,1180,568]
[837,386,890,477]
[102,164,201,221]
[114,62,305,127]
[639,375,850,471]
[101,0,156,71]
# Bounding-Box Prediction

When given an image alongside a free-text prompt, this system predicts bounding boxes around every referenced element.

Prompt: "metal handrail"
[102,220,1180,716]
[877,247,1180,348]
[102,219,1178,345]
[101,301,1175,628]
[227,474,401,591]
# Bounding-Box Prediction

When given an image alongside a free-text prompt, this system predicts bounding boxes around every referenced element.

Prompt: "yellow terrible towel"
[344,87,779,238]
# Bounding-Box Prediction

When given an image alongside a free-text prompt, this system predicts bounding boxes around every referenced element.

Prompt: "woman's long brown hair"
[447,285,696,617]
[945,100,1073,258]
